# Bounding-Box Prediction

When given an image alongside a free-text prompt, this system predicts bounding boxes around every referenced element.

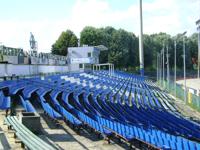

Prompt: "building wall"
[68,64,84,72]
[3,55,19,64]
[68,46,99,63]
[0,64,68,77]
[68,46,100,72]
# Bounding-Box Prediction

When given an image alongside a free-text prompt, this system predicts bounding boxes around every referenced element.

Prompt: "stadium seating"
[0,91,11,110]
[19,95,36,112]
[0,71,200,149]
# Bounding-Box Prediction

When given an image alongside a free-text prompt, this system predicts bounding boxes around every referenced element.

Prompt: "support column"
[113,65,115,75]
[109,64,110,76]
[139,0,144,76]
[198,30,200,78]
[112,64,114,76]
[163,45,165,87]
[111,64,112,75]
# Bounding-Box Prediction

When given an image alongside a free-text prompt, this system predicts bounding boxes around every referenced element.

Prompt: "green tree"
[51,30,78,56]
[79,26,198,73]
[186,33,198,69]
[80,26,137,70]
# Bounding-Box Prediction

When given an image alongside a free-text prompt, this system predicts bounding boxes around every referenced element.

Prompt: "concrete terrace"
[0,111,129,150]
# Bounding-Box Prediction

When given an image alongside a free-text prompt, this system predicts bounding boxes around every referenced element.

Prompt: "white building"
[67,45,107,72]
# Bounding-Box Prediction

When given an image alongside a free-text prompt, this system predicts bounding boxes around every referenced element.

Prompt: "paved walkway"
[39,114,128,150]
[0,111,23,150]
[0,111,129,150]
[173,98,200,121]
[177,78,200,92]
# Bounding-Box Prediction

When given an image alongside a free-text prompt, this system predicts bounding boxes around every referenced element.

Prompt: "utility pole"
[160,51,162,86]
[166,44,170,88]
[160,50,162,86]
[157,53,159,82]
[182,31,187,103]
[196,19,200,79]
[174,40,177,97]
[163,44,165,88]
[139,0,144,76]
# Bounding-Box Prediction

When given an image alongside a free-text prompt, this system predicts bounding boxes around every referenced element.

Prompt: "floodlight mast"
[139,0,144,76]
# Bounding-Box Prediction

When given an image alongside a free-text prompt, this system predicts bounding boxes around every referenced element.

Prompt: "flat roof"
[68,45,108,51]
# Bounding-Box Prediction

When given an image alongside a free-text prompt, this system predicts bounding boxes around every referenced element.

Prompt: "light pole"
[166,44,170,88]
[174,40,177,97]
[157,53,159,82]
[182,31,187,103]
[160,51,162,85]
[163,44,165,88]
[139,0,144,76]
[196,19,200,79]
[160,50,162,86]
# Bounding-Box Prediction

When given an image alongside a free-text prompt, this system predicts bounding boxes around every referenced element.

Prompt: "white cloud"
[0,0,199,52]
[141,0,200,35]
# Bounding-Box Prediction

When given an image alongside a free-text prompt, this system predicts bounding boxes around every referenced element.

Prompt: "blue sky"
[0,0,199,52]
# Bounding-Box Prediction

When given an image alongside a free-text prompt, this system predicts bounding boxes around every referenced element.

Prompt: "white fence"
[0,64,68,77]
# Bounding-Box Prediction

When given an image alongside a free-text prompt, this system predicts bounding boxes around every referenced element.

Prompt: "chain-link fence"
[157,79,200,112]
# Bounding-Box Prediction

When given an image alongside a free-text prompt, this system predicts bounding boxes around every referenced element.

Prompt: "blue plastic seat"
[109,120,114,129]
[182,138,189,150]
[0,92,11,110]
[39,96,61,119]
[157,136,164,146]
[102,127,112,136]
[126,134,134,141]
[133,126,139,138]
[129,127,134,136]
[121,125,126,137]
[144,133,150,143]
[171,135,176,143]
[106,120,110,128]
[137,128,144,140]
[176,137,183,149]
[163,139,170,149]
[169,141,176,150]
[188,141,195,150]
[25,100,36,112]
[162,145,171,150]
[196,143,200,150]
[117,123,122,135]
[150,137,156,146]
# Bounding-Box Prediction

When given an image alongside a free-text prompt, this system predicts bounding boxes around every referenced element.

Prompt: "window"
[79,64,83,69]
[88,52,91,57]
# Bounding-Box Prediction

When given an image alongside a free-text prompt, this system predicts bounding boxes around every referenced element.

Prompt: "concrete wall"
[0,64,68,77]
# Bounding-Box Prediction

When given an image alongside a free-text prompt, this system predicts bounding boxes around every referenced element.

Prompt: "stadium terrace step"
[0,71,200,149]
[4,115,57,150]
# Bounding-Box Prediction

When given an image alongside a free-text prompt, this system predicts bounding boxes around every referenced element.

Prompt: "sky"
[0,0,199,52]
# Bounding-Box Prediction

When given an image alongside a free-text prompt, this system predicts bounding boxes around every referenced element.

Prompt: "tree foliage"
[80,26,138,70]
[52,27,198,72]
[80,27,198,71]
[51,30,78,56]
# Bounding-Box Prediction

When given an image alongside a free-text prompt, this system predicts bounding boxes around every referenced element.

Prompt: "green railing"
[157,80,200,112]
